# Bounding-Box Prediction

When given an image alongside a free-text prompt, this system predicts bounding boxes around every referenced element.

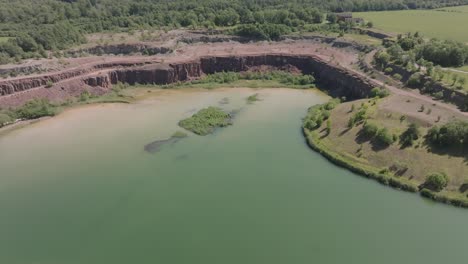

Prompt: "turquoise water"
[0,88,467,264]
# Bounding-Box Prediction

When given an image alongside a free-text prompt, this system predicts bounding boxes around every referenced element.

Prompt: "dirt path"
[363,50,468,117]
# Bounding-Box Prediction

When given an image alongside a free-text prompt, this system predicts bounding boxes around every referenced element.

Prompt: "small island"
[178,107,232,135]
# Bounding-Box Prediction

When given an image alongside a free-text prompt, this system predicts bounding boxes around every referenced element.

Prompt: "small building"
[336,13,364,24]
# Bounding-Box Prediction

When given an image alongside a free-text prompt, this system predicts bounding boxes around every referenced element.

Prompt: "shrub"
[384,67,393,74]
[375,127,394,146]
[348,107,367,128]
[393,73,402,80]
[79,91,91,102]
[326,119,331,135]
[362,122,379,137]
[407,73,422,88]
[45,80,53,88]
[427,120,468,147]
[433,91,444,100]
[370,87,390,98]
[15,99,56,119]
[424,172,448,192]
[303,99,338,131]
[399,123,420,147]
[0,113,14,127]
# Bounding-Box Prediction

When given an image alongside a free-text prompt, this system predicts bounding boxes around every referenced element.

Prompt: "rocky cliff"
[200,54,376,99]
[0,53,379,107]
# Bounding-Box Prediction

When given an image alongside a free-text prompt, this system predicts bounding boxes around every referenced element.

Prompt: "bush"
[399,123,420,147]
[370,87,390,98]
[79,91,91,102]
[375,127,394,146]
[407,73,422,88]
[393,73,402,80]
[303,99,338,131]
[0,113,14,127]
[45,80,53,88]
[433,91,444,100]
[348,107,367,128]
[384,67,393,74]
[427,120,468,148]
[362,122,379,137]
[15,99,56,119]
[424,172,448,192]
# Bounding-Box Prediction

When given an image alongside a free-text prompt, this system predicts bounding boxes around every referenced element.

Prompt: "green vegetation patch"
[179,107,232,136]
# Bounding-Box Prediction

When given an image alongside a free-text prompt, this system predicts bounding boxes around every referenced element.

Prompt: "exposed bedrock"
[0,61,150,96]
[0,53,380,106]
[109,61,203,85]
[199,54,374,99]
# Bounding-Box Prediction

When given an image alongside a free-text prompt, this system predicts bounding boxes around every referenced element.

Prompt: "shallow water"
[0,88,467,264]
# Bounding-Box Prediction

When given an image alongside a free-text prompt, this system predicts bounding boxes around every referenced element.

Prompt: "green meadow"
[355,5,468,43]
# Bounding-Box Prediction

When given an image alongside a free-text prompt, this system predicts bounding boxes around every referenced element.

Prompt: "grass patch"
[343,33,382,46]
[178,107,232,136]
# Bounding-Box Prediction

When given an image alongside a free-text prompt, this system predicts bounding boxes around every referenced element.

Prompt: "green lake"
[0,88,467,264]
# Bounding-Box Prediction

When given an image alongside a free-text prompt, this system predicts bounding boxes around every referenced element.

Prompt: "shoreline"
[302,127,468,208]
[0,86,326,137]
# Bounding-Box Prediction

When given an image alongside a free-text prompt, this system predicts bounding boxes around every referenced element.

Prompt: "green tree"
[424,172,448,192]
[376,127,394,146]
[399,123,420,147]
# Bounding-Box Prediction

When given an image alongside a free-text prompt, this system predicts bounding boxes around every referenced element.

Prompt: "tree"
[214,9,240,27]
[376,127,394,146]
[399,123,420,147]
[424,172,448,192]
[326,119,331,135]
[407,73,422,88]
[427,120,468,147]
[451,74,458,86]
[326,13,337,24]
[362,122,379,137]
[457,77,466,88]
[370,87,390,98]
[374,51,390,67]
[16,34,38,52]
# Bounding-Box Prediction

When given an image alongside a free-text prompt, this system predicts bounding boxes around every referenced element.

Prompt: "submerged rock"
[144,131,187,153]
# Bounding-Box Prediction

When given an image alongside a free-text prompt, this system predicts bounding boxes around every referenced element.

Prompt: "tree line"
[0,0,467,64]
[378,33,468,68]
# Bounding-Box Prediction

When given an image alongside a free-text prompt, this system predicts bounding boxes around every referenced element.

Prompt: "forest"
[1,0,468,64]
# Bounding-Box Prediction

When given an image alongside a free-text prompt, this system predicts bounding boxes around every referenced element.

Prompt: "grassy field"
[311,98,467,194]
[355,6,468,43]
[342,33,382,46]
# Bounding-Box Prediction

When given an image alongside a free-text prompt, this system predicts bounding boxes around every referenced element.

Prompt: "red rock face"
[0,54,386,107]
